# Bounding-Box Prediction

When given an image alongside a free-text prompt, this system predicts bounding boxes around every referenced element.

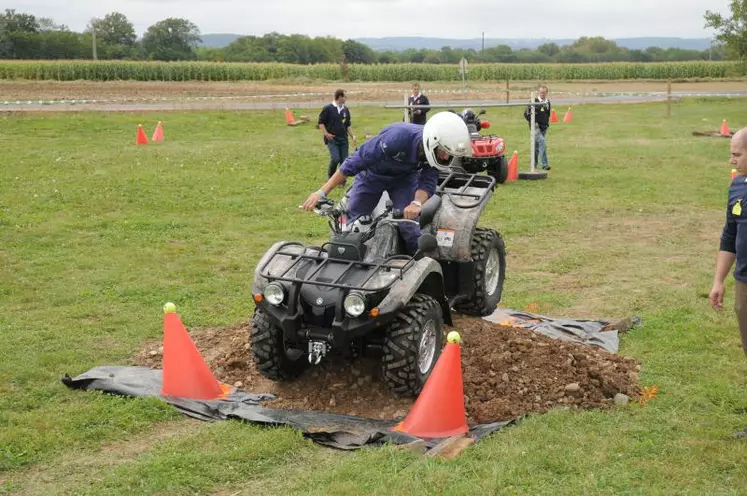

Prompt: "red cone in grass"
[285,108,297,125]
[391,334,468,438]
[161,303,227,400]
[507,150,518,182]
[721,119,731,136]
[136,124,148,145]
[563,107,573,123]
[152,121,164,142]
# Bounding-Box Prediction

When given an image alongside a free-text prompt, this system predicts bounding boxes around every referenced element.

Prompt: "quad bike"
[250,171,506,396]
[454,108,509,186]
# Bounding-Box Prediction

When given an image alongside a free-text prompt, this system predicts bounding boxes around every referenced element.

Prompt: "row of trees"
[0,10,200,60]
[206,33,730,64]
[1,4,746,64]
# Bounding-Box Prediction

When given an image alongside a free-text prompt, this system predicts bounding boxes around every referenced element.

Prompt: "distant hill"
[199,34,713,52]
[354,36,713,52]
[200,33,242,48]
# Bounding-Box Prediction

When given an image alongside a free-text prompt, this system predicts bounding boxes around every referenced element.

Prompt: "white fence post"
[530,91,536,173]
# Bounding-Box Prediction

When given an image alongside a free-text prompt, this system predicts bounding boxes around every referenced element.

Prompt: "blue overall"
[339,123,438,254]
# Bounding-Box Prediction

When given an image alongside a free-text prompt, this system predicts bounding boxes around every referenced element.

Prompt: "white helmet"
[422,111,472,171]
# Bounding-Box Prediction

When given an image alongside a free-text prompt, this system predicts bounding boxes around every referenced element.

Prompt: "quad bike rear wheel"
[454,228,506,316]
[382,293,444,396]
[489,155,509,185]
[251,308,308,381]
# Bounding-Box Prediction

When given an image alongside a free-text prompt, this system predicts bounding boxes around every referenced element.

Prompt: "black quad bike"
[250,171,506,396]
[454,108,510,186]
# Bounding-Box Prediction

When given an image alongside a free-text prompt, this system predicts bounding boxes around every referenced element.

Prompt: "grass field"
[1,98,746,495]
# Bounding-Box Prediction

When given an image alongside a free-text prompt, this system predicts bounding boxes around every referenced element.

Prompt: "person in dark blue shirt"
[318,89,357,181]
[302,112,472,254]
[523,84,551,170]
[709,127,747,439]
[407,83,430,125]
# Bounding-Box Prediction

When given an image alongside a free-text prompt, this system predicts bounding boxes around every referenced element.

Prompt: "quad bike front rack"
[259,241,416,292]
[435,171,495,209]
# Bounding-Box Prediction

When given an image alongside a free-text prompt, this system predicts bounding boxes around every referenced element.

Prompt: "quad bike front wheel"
[489,155,509,185]
[251,308,308,381]
[382,293,444,396]
[454,228,506,316]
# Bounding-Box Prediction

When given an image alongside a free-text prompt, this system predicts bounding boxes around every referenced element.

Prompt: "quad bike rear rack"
[259,241,416,292]
[436,171,495,209]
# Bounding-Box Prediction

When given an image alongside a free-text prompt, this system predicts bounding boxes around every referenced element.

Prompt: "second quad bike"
[250,171,506,396]
[455,108,510,186]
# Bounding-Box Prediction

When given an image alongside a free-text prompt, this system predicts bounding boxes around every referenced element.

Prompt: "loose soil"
[136,315,641,425]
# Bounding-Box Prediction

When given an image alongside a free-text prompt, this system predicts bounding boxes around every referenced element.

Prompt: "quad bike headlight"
[263,283,285,306]
[495,141,505,153]
[343,293,366,318]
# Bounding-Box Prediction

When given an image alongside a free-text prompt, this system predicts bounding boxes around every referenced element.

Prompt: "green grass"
[1,99,746,495]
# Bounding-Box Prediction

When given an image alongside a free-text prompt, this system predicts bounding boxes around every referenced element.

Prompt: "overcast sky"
[7,0,731,39]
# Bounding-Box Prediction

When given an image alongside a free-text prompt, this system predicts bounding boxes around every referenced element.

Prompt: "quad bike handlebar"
[312,196,428,241]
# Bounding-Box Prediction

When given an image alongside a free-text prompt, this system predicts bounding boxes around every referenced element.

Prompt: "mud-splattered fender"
[377,257,452,326]
[431,190,493,262]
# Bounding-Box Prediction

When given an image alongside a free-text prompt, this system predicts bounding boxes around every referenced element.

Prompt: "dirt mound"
[136,316,641,425]
[692,130,733,138]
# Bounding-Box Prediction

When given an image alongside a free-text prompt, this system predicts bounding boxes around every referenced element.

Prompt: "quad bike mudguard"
[429,171,495,262]
[376,257,452,326]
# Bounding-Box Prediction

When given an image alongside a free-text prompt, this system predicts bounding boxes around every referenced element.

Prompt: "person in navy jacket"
[523,84,551,170]
[302,112,472,254]
[318,89,357,180]
[407,83,430,125]
[709,127,747,439]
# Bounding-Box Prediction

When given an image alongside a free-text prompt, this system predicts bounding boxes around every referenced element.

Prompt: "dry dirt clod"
[614,393,630,406]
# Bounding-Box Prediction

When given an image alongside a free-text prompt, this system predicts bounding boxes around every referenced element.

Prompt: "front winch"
[308,340,330,365]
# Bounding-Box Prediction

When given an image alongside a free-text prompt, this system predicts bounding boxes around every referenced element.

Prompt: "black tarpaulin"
[62,366,513,451]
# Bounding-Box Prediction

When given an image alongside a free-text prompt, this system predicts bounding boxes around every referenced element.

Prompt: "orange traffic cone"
[391,332,468,438]
[507,151,518,182]
[161,303,228,400]
[136,124,148,145]
[563,107,573,123]
[152,121,164,142]
[550,108,558,123]
[721,119,730,136]
[285,108,310,127]
[285,108,297,126]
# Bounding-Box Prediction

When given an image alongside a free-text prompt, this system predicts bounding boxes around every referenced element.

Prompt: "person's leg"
[346,172,386,222]
[732,280,747,438]
[340,139,349,162]
[327,140,341,178]
[735,280,747,357]
[539,129,549,169]
[338,139,350,187]
[386,176,421,255]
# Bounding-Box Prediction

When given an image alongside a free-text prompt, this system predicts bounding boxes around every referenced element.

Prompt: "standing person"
[302,112,471,255]
[523,84,551,171]
[318,89,357,181]
[407,82,431,125]
[709,126,747,439]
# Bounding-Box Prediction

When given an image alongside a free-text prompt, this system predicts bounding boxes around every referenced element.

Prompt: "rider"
[302,111,472,254]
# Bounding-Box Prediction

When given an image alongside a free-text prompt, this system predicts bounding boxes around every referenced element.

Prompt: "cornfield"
[0,60,742,82]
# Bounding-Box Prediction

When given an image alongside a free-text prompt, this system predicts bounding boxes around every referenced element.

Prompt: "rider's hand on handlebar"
[403,202,421,220]
[302,191,324,211]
